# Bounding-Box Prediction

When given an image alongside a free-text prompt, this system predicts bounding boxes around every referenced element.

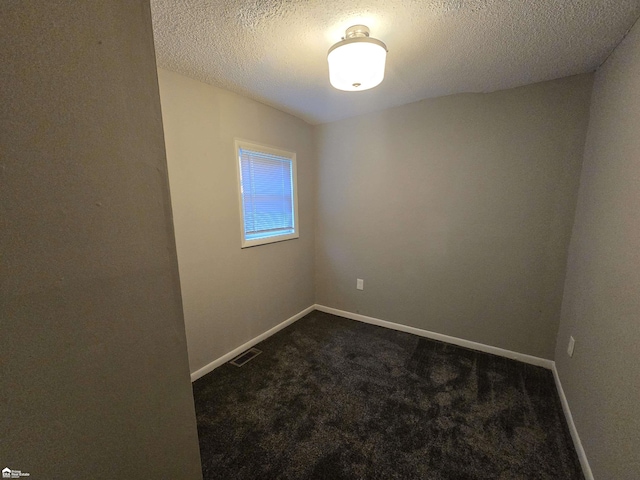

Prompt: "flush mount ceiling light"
[327,25,388,92]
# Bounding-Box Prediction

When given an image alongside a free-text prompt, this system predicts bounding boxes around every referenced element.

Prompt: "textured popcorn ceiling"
[151,0,640,124]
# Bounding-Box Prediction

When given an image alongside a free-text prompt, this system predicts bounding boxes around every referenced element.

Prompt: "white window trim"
[234,139,300,248]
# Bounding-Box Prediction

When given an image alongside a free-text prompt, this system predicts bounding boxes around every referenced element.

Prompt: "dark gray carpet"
[193,311,584,479]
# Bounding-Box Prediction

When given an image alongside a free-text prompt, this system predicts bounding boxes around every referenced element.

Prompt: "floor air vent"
[230,348,262,367]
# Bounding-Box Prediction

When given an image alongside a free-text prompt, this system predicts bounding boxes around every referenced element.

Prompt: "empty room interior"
[3,1,640,479]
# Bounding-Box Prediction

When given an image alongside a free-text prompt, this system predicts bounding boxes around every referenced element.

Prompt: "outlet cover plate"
[567,336,575,357]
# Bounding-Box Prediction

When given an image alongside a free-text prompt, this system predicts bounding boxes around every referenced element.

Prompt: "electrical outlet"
[567,336,575,357]
[356,278,364,290]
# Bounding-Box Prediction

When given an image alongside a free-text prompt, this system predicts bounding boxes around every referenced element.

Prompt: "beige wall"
[555,21,640,480]
[157,69,315,374]
[315,75,593,359]
[0,2,201,478]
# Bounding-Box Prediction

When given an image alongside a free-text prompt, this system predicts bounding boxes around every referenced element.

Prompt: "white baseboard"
[552,365,594,480]
[190,305,315,382]
[313,304,554,369]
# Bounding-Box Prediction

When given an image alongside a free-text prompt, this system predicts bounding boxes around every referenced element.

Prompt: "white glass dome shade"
[327,26,387,92]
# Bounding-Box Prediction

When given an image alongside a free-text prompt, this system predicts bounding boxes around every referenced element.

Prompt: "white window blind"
[236,141,299,247]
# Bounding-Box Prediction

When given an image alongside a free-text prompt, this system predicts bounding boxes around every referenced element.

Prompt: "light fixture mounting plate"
[345,25,370,39]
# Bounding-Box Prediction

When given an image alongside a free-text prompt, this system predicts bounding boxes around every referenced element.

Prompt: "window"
[235,140,299,248]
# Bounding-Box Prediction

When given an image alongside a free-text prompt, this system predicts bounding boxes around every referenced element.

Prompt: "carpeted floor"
[193,311,584,479]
